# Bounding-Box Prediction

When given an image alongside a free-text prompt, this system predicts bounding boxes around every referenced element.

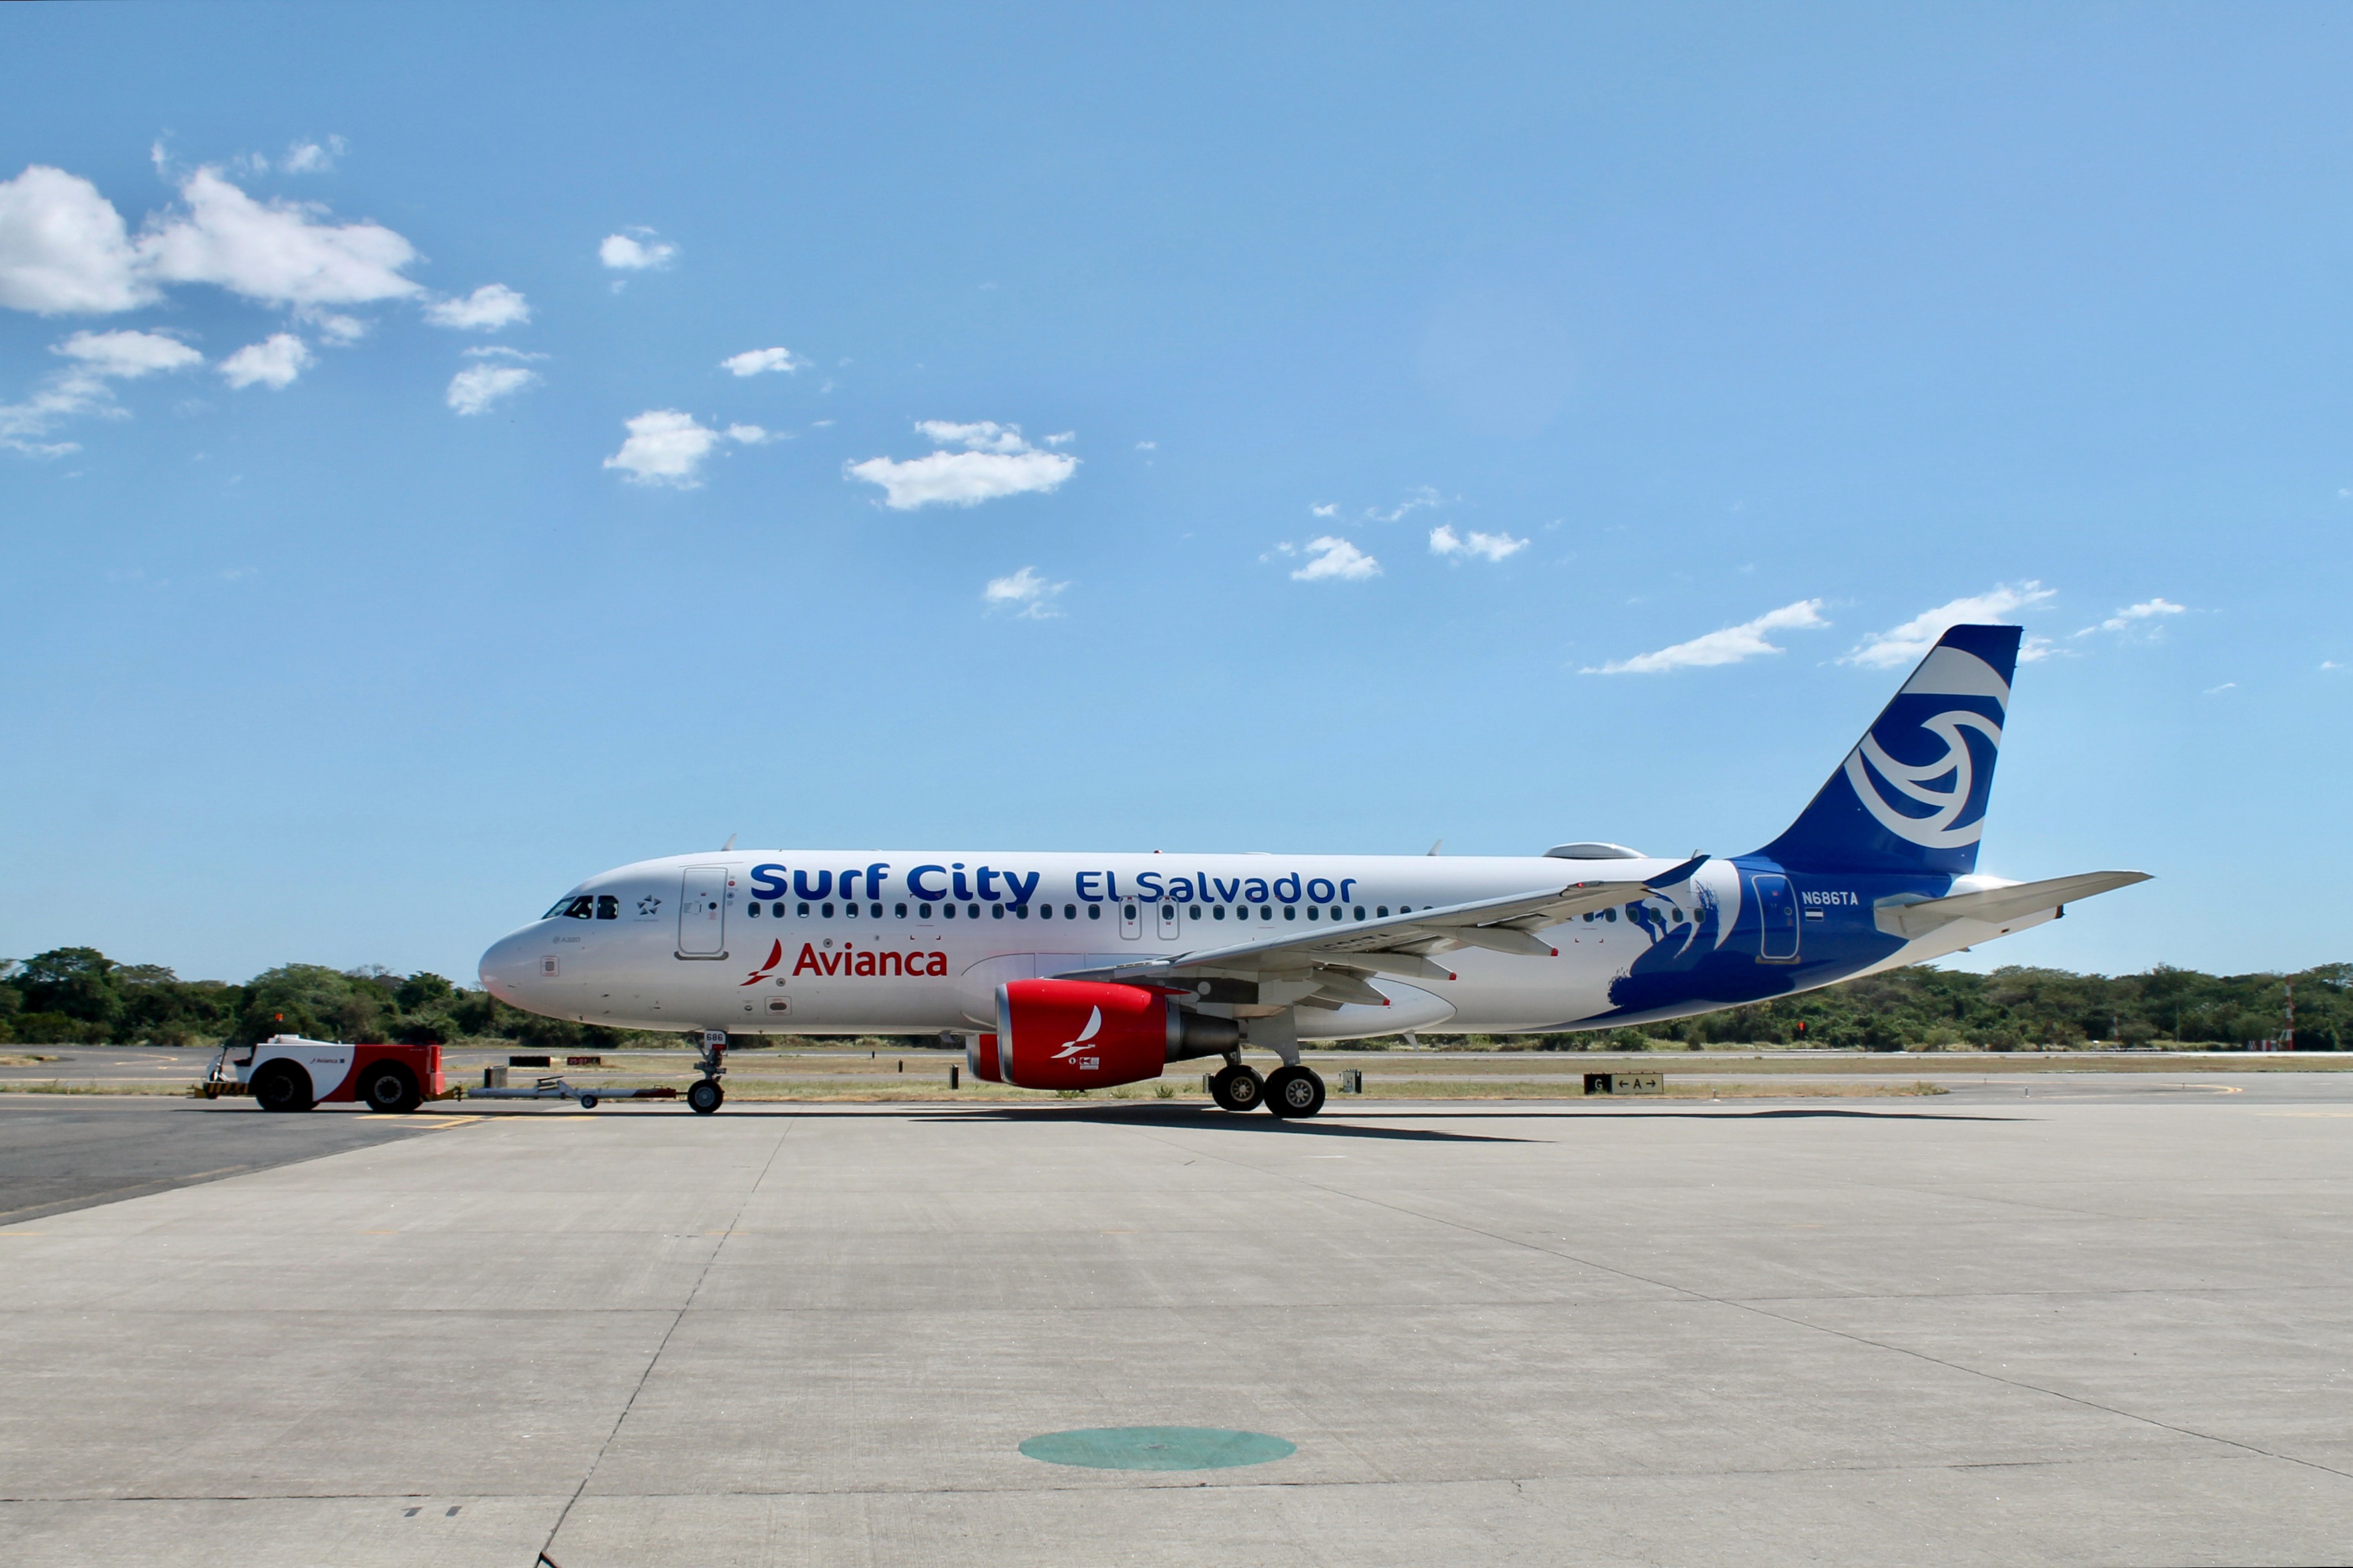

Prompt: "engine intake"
[992,978,1240,1090]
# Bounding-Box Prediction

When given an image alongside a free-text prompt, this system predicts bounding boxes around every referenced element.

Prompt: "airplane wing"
[1051,856,1709,1010]
[1873,870,2150,941]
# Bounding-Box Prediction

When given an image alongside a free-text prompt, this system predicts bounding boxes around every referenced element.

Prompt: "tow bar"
[468,1072,678,1110]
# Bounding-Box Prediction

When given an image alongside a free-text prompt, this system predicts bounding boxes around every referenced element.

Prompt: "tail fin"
[1757,624,2022,876]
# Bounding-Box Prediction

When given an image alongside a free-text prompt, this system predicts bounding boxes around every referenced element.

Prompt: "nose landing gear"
[689,1030,728,1115]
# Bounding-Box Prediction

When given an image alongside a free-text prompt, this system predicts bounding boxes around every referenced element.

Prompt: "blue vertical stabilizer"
[1756,624,2022,876]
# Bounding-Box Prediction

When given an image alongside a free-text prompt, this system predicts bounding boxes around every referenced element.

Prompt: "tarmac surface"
[2,1079,2350,1566]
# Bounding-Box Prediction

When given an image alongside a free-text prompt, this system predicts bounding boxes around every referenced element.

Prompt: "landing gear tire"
[359,1063,422,1114]
[1209,1064,1265,1114]
[687,1080,725,1115]
[253,1062,313,1113]
[1265,1065,1326,1119]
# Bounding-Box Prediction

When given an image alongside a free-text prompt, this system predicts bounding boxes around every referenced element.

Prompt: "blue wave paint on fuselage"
[1552,856,1953,1028]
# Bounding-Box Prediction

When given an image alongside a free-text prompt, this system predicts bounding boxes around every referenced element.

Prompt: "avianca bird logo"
[1052,1007,1104,1060]
[741,940,784,986]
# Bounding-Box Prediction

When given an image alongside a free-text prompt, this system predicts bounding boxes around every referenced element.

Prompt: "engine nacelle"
[965,1032,1002,1084]
[992,979,1240,1090]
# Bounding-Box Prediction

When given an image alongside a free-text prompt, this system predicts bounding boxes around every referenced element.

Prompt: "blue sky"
[2,3,2347,984]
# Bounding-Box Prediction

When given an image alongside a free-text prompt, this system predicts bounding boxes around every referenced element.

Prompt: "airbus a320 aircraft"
[479,624,2145,1117]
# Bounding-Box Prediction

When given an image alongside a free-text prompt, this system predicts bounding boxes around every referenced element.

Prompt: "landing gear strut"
[689,1030,727,1115]
[1264,1065,1326,1119]
[1208,1063,1264,1113]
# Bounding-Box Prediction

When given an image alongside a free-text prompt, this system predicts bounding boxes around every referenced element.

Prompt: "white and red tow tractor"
[204,1035,448,1114]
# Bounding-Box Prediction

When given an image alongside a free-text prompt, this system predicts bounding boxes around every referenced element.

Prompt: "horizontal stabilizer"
[1874,871,2150,941]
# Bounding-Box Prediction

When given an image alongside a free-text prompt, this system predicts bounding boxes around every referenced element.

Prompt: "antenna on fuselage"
[721,834,737,851]
[1426,839,1442,856]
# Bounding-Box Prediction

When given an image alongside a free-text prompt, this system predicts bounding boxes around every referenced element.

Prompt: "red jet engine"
[988,978,1239,1090]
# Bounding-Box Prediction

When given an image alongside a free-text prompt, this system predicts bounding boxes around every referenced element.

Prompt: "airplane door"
[1120,899,1142,940]
[1157,902,1180,941]
[679,865,729,956]
[1753,873,1799,962]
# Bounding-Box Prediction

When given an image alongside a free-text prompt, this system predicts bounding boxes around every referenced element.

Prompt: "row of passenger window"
[746,901,1418,923]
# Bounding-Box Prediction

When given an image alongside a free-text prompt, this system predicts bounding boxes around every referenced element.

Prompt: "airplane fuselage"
[479,847,2042,1039]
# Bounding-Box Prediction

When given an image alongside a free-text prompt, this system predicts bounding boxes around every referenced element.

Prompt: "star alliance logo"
[638,896,662,915]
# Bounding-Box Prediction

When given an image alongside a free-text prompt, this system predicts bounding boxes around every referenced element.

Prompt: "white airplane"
[479,625,2146,1117]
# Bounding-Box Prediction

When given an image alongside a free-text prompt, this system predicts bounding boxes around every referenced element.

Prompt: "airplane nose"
[478,928,536,1005]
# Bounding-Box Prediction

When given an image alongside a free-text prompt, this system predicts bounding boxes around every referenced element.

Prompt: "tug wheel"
[253,1062,314,1114]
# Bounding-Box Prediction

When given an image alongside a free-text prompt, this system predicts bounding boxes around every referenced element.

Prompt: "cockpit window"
[545,895,596,920]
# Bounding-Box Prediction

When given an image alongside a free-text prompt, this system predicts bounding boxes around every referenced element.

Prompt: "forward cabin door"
[679,865,729,956]
[1753,873,1799,962]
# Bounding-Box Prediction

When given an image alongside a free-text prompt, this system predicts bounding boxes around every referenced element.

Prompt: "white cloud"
[2205,682,2237,695]
[1291,535,1380,582]
[138,167,420,308]
[218,334,311,390]
[424,283,530,330]
[984,566,1069,619]
[599,229,677,271]
[0,165,157,314]
[1310,501,1338,518]
[1369,485,1444,522]
[602,408,768,487]
[1043,431,1075,447]
[1585,599,1829,675]
[720,346,807,377]
[309,312,368,344]
[446,360,540,416]
[1429,524,1528,562]
[2073,596,2186,638]
[723,423,777,444]
[54,328,202,378]
[0,328,202,454]
[845,420,1078,509]
[279,136,347,174]
[1840,582,2057,670]
[1136,440,1156,451]
[914,419,1032,454]
[2321,661,2342,672]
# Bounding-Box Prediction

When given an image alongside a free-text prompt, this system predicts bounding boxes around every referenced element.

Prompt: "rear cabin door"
[679,865,729,956]
[1752,873,1799,962]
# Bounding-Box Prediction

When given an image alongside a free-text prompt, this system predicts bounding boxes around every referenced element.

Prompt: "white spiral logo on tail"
[1843,710,2003,849]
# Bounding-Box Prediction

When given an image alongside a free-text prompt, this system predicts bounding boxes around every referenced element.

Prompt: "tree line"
[1,946,2339,1053]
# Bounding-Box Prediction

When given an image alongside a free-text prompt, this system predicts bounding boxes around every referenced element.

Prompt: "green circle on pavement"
[1018,1426,1297,1471]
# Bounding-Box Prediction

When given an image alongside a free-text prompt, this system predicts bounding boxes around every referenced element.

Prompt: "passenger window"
[1065,904,1077,919]
[1088,904,1101,919]
[1377,906,1389,918]
[1284,907,1296,920]
[772,902,785,917]
[1354,907,1366,920]
[1306,907,1318,921]
[1124,904,1138,920]
[944,903,956,918]
[1189,905,1201,920]
[748,902,763,918]
[798,902,810,917]
[596,896,618,919]
[1604,907,1617,922]
[1040,904,1053,919]
[895,902,908,918]
[918,902,933,919]
[990,904,1004,919]
[870,902,881,918]
[1015,905,1028,919]
[821,902,835,918]
[969,904,980,919]
[1260,907,1273,920]
[1214,905,1226,920]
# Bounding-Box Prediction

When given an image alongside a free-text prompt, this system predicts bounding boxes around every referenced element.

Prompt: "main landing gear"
[1208,1062,1326,1118]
